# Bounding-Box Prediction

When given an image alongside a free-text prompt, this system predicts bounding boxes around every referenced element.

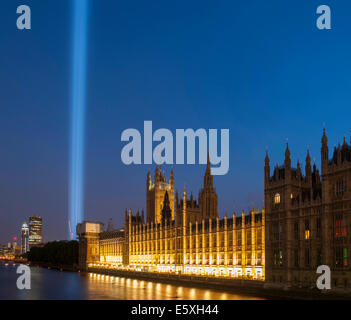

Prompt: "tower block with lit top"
[146,167,175,224]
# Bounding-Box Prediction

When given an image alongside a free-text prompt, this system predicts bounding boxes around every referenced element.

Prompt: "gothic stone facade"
[78,158,265,280]
[265,130,351,290]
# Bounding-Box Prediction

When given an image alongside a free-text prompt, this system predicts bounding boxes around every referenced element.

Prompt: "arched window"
[274,193,281,204]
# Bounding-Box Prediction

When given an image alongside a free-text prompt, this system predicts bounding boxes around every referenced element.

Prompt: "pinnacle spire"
[322,127,328,145]
[306,147,311,162]
[206,151,211,173]
[265,150,269,165]
[285,142,290,157]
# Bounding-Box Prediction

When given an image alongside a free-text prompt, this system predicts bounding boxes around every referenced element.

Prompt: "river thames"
[0,262,263,300]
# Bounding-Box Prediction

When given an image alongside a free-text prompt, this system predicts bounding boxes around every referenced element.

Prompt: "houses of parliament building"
[77,130,351,291]
[77,155,266,281]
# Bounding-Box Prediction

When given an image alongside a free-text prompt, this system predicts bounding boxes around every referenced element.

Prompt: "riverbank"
[87,267,350,300]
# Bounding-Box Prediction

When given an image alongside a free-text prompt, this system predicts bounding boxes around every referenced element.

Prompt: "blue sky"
[0,0,350,243]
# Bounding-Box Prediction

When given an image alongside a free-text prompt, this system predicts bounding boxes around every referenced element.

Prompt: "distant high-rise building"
[107,218,114,232]
[21,222,29,254]
[29,216,42,249]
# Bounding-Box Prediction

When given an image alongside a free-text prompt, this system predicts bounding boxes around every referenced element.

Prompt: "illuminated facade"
[29,215,43,249]
[265,130,351,291]
[21,222,29,254]
[78,157,265,280]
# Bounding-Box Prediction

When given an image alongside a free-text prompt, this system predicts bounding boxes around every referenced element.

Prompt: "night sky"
[1,0,351,244]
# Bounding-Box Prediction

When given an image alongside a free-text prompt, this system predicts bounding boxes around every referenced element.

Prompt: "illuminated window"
[305,220,310,240]
[257,230,262,245]
[344,248,348,266]
[274,193,281,204]
[335,247,346,267]
[336,215,347,237]
[246,253,251,266]
[237,253,242,265]
[246,232,251,245]
[237,232,242,246]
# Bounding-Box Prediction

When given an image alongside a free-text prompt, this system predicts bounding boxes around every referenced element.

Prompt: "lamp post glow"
[69,0,89,239]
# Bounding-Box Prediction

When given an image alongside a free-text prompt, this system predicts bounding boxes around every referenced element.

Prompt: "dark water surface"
[0,262,263,300]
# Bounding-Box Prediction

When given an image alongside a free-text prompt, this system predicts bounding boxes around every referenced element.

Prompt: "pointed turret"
[147,169,151,190]
[284,142,291,169]
[206,151,211,173]
[321,128,329,174]
[305,148,312,182]
[183,186,187,227]
[297,160,301,179]
[161,191,172,223]
[337,143,342,164]
[204,152,214,190]
[264,150,270,183]
[154,166,160,183]
[199,154,218,219]
[170,167,174,186]
[175,190,179,207]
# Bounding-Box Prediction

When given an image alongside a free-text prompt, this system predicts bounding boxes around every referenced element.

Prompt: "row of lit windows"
[335,215,347,237]
[131,226,263,238]
[273,218,324,242]
[275,216,348,241]
[131,240,264,253]
[130,253,263,266]
[273,192,299,205]
[131,232,263,250]
[273,182,346,202]
[274,247,349,268]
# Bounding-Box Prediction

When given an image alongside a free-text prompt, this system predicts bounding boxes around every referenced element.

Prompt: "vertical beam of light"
[69,0,89,239]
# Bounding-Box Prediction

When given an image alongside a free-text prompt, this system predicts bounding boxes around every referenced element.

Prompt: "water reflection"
[0,263,263,300]
[86,272,262,300]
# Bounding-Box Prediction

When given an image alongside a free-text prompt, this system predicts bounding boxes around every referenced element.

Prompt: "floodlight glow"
[69,0,89,239]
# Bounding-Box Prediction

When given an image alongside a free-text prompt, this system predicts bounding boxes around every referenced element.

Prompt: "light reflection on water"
[0,263,263,300]
[85,272,262,300]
